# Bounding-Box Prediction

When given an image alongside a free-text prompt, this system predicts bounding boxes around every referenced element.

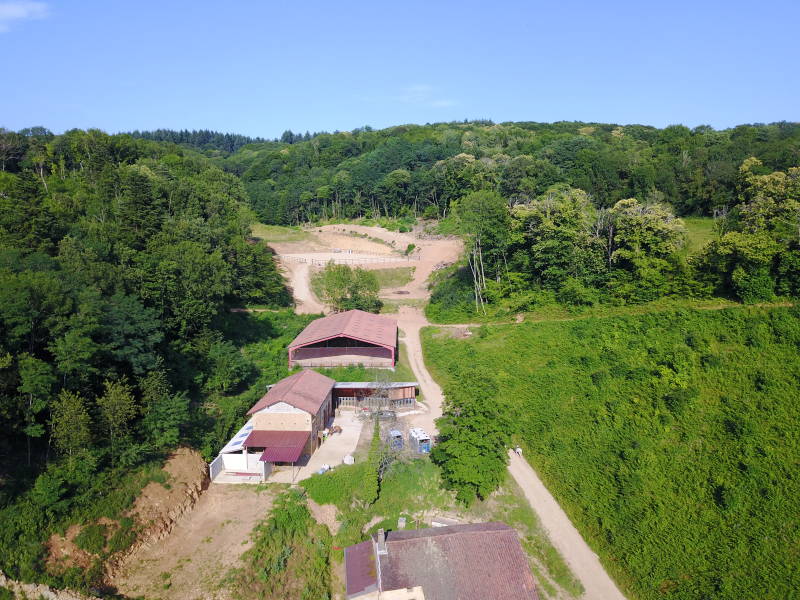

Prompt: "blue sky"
[1,0,798,137]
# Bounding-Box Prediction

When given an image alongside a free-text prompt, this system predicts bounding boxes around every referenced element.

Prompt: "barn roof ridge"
[289,309,398,350]
[247,369,335,415]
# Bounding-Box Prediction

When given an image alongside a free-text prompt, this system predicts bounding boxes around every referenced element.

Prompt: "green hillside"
[223,120,800,224]
[423,307,800,599]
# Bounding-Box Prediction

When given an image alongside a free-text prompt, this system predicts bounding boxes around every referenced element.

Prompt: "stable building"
[210,370,335,482]
[344,523,539,600]
[288,310,398,368]
[334,381,417,410]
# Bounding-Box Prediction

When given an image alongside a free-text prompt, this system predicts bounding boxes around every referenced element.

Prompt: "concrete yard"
[268,410,364,483]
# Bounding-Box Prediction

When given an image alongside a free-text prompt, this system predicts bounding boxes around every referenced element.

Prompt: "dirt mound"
[45,448,209,582]
[130,447,208,528]
[105,448,208,578]
[46,524,96,574]
[306,498,340,534]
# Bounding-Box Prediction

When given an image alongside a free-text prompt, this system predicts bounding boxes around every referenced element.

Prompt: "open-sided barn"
[288,310,398,368]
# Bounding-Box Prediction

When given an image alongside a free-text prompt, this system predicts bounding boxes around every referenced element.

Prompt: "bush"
[556,278,599,306]
[73,523,108,555]
[300,463,367,510]
[107,517,137,553]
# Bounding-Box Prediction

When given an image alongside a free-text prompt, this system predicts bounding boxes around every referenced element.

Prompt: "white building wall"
[222,452,247,471]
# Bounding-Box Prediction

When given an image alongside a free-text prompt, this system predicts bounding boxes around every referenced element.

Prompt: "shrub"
[74,523,108,555]
[556,278,599,306]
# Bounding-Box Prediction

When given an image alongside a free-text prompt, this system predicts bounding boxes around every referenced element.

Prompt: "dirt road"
[395,305,445,435]
[281,259,325,314]
[508,451,626,600]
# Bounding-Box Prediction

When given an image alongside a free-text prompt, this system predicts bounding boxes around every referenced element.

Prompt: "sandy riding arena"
[269,224,462,312]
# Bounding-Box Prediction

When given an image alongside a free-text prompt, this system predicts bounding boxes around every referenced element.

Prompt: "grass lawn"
[250,223,312,243]
[379,298,427,314]
[682,216,716,254]
[371,266,415,288]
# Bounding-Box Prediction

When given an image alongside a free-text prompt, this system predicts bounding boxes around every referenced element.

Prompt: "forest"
[211,119,800,319]
[423,307,800,600]
[218,120,800,224]
[426,154,800,321]
[0,127,290,586]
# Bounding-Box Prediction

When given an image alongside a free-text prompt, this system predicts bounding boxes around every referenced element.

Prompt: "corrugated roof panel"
[289,310,397,350]
[247,370,335,415]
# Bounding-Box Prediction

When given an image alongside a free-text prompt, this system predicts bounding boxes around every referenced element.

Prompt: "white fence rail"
[338,396,416,408]
[280,254,419,265]
[209,455,225,481]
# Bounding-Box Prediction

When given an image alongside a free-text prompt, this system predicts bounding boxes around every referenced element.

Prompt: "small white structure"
[409,428,431,453]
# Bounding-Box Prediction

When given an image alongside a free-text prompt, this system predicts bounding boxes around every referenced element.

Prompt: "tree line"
[427,156,800,320]
[125,128,267,154]
[221,120,799,224]
[0,127,289,584]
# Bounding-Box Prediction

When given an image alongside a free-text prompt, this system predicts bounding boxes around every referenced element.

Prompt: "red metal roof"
[247,370,335,415]
[344,540,378,597]
[289,310,397,350]
[259,443,306,463]
[243,430,310,464]
[345,523,539,600]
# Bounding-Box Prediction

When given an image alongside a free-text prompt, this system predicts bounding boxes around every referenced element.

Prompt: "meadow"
[422,306,800,600]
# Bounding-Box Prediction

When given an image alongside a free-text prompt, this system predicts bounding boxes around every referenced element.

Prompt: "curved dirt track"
[395,305,445,435]
[272,224,462,307]
[282,259,325,314]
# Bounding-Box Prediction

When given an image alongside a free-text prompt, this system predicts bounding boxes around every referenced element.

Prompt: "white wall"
[221,452,247,472]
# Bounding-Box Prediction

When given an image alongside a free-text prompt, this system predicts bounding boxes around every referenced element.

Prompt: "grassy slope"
[302,456,582,599]
[682,216,716,255]
[371,266,415,288]
[250,223,311,243]
[422,306,800,600]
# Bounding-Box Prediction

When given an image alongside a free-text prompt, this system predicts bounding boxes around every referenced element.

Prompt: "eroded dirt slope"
[111,485,276,600]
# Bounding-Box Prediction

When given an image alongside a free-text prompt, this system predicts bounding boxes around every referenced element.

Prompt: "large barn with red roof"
[288,309,398,368]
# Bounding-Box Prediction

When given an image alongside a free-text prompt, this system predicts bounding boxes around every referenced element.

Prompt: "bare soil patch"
[131,448,208,527]
[46,524,96,573]
[306,497,340,534]
[46,449,208,577]
[270,223,462,313]
[111,484,277,600]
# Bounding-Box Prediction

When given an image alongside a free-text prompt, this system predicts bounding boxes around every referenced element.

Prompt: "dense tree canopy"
[0,128,290,584]
[220,120,800,224]
[125,128,267,154]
